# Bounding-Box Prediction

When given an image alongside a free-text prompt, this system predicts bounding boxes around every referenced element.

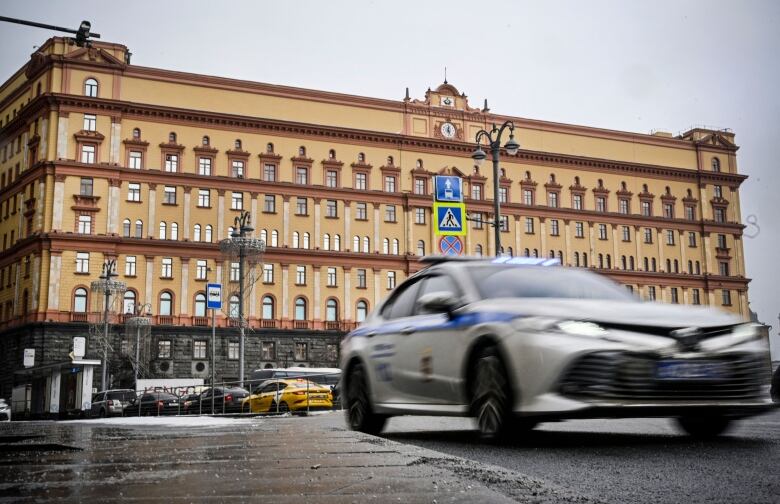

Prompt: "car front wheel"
[676,415,732,438]
[345,362,386,435]
[471,346,513,440]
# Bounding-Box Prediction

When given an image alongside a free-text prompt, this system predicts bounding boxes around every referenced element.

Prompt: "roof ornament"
[444,66,448,85]
[483,99,490,112]
[404,87,410,102]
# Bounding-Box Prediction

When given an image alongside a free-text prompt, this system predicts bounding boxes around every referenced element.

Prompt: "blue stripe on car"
[347,311,518,339]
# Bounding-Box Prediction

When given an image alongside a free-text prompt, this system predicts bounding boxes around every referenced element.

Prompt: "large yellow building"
[0,38,749,415]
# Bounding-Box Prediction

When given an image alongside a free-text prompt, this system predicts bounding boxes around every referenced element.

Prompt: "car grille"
[559,351,769,401]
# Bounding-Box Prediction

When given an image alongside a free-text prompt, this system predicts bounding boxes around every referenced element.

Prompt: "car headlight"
[699,323,762,352]
[556,320,608,337]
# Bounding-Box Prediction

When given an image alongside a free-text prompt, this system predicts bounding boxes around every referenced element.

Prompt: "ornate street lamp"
[471,121,520,256]
[90,259,125,391]
[125,303,152,392]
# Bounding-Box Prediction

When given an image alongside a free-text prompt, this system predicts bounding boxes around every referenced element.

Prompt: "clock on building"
[440,122,456,139]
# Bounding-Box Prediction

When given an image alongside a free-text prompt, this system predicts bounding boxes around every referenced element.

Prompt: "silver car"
[341,257,774,439]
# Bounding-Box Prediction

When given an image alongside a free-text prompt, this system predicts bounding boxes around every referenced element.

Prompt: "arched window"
[302,232,310,249]
[205,225,213,243]
[416,159,423,169]
[695,261,701,274]
[476,244,483,257]
[525,170,531,180]
[574,176,580,185]
[621,181,628,191]
[292,232,300,248]
[159,292,173,316]
[358,152,365,163]
[597,179,604,188]
[598,254,604,268]
[642,183,649,193]
[123,290,136,314]
[712,158,721,172]
[194,293,206,317]
[326,299,338,321]
[524,248,530,257]
[333,234,340,251]
[533,249,538,258]
[353,235,360,252]
[674,259,679,273]
[362,236,370,253]
[135,219,143,238]
[392,238,399,255]
[356,300,368,322]
[234,139,242,150]
[132,128,141,139]
[229,295,240,319]
[665,186,671,195]
[621,255,627,270]
[688,260,693,274]
[558,251,564,262]
[630,256,635,270]
[328,149,336,159]
[298,146,306,157]
[202,135,210,146]
[193,224,201,242]
[84,78,98,97]
[294,297,307,320]
[666,259,671,272]
[168,132,177,143]
[651,258,657,272]
[549,250,554,259]
[417,240,425,256]
[73,288,88,313]
[383,238,389,254]
[123,219,131,237]
[323,233,330,251]
[549,173,556,183]
[644,257,649,271]
[170,222,178,240]
[260,229,267,244]
[508,247,514,257]
[583,252,588,267]
[262,296,275,320]
[271,230,278,247]
[574,252,580,267]
[686,188,693,197]
[159,221,167,240]
[266,142,274,153]
[387,155,394,165]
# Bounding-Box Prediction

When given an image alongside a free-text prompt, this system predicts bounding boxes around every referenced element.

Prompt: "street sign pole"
[206,283,222,414]
[433,175,467,253]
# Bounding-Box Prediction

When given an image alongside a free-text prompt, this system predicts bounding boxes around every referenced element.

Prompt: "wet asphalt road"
[339,409,780,504]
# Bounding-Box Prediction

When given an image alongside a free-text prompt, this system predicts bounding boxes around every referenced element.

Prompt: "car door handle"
[365,331,377,338]
[400,326,415,335]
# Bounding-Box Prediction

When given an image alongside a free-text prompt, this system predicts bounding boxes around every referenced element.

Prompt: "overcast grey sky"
[1,1,778,355]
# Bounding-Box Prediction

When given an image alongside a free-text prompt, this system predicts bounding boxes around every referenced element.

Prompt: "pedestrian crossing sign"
[433,202,466,236]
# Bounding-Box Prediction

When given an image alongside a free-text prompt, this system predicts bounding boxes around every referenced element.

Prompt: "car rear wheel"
[471,346,513,441]
[345,362,386,435]
[279,402,290,413]
[676,415,732,438]
[98,408,106,418]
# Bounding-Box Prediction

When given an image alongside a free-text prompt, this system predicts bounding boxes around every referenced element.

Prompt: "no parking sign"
[438,235,464,256]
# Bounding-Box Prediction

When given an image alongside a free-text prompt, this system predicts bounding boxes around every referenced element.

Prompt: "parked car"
[181,392,203,415]
[192,387,249,414]
[341,257,775,439]
[0,398,10,422]
[248,367,341,394]
[124,392,181,416]
[90,389,137,418]
[242,379,332,413]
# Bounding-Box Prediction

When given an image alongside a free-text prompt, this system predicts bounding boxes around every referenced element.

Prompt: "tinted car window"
[382,279,422,319]
[416,275,460,314]
[108,391,133,401]
[469,266,635,301]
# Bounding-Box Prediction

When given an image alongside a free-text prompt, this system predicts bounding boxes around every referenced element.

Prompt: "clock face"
[440,122,456,139]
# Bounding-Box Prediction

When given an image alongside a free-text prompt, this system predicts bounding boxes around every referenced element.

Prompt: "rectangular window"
[355,173,367,190]
[647,286,656,301]
[688,232,697,247]
[522,189,533,205]
[414,178,426,195]
[719,261,730,276]
[685,206,695,220]
[76,252,89,273]
[325,199,337,218]
[670,288,679,304]
[161,258,173,278]
[79,177,93,196]
[472,212,483,229]
[357,269,366,288]
[231,160,244,178]
[525,217,534,234]
[264,195,276,213]
[692,289,701,305]
[384,176,396,193]
[663,203,674,218]
[83,114,96,131]
[714,208,726,222]
[295,197,307,215]
[262,263,274,283]
[78,214,92,234]
[326,170,338,188]
[231,192,243,210]
[164,154,178,172]
[498,186,507,203]
[198,157,212,176]
[163,186,176,205]
[263,163,276,182]
[387,271,396,290]
[471,184,483,200]
[575,222,584,238]
[158,340,171,359]
[125,256,136,276]
[500,215,509,232]
[262,342,276,360]
[295,167,308,184]
[598,224,607,240]
[327,267,337,287]
[721,289,731,305]
[355,202,367,220]
[296,265,306,285]
[198,189,210,207]
[193,341,207,359]
[641,201,651,217]
[129,151,142,169]
[644,228,653,244]
[548,192,559,208]
[295,342,308,361]
[618,199,629,214]
[717,234,727,249]
[595,196,606,212]
[195,259,207,280]
[230,262,240,282]
[714,185,723,198]
[573,194,582,210]
[80,145,95,164]
[666,230,675,245]
[228,342,239,360]
[550,219,560,236]
[415,208,425,224]
[385,205,396,222]
[622,226,631,241]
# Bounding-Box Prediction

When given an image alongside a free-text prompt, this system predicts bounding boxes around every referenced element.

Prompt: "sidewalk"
[0,413,596,503]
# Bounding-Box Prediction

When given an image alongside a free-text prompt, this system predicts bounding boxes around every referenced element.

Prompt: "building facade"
[0,38,750,414]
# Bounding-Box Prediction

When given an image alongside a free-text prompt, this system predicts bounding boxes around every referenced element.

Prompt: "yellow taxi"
[242,379,332,413]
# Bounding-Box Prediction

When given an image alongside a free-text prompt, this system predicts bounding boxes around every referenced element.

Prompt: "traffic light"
[75,20,91,47]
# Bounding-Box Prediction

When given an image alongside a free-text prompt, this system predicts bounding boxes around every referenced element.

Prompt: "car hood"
[471,298,741,329]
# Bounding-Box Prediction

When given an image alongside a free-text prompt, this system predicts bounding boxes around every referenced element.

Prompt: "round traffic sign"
[438,235,464,256]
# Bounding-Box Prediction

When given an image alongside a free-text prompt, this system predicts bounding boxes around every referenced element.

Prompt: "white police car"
[340,257,774,439]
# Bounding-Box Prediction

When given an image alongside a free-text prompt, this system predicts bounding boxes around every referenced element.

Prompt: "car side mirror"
[418,291,459,317]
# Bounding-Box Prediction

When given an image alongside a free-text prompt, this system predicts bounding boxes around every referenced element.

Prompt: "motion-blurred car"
[772,365,780,403]
[242,379,332,413]
[341,257,775,439]
[192,387,249,414]
[0,398,10,422]
[124,392,180,416]
[90,389,136,417]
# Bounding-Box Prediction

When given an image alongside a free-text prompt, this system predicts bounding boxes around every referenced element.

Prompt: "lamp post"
[126,303,152,392]
[91,259,125,391]
[471,121,521,256]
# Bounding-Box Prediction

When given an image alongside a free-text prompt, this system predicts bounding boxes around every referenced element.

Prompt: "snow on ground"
[66,415,260,427]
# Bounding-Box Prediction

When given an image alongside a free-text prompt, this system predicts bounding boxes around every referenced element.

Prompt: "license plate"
[310,394,326,399]
[656,360,726,380]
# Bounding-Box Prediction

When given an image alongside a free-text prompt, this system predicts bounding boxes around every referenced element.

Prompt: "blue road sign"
[206,283,222,310]
[433,202,466,236]
[438,235,464,256]
[434,176,463,202]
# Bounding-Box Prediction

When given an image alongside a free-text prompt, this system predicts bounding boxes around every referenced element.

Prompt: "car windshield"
[468,266,636,302]
[108,391,135,401]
